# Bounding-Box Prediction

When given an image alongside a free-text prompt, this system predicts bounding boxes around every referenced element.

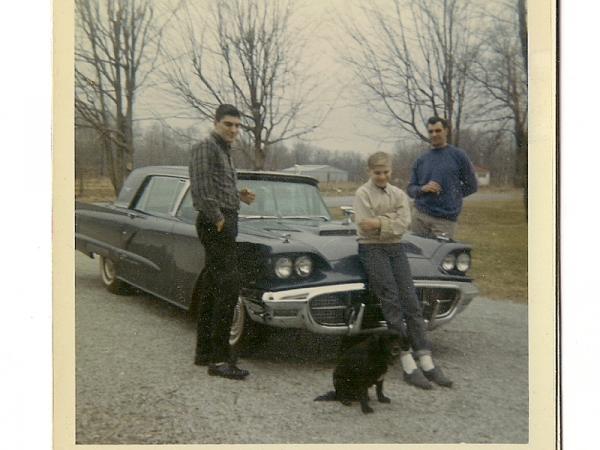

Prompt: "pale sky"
[134,0,500,154]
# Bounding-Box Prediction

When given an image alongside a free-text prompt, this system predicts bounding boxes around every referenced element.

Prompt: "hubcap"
[101,257,116,284]
[229,297,245,346]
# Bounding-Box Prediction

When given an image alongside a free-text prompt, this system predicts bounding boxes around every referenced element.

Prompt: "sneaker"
[403,368,433,390]
[423,366,453,387]
[208,363,249,380]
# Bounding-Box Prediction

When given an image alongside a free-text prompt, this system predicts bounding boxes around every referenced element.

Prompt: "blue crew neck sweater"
[407,145,478,221]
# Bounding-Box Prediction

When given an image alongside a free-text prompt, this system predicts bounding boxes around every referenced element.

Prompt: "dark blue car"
[75,166,478,352]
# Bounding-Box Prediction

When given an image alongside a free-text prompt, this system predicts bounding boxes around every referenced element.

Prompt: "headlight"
[441,254,456,271]
[274,257,293,278]
[294,255,313,277]
[455,252,471,272]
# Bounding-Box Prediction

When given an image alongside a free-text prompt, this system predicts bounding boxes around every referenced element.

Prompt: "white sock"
[419,354,435,371]
[400,351,418,374]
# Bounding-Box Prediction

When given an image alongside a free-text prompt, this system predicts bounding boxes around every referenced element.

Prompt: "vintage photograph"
[64,0,551,446]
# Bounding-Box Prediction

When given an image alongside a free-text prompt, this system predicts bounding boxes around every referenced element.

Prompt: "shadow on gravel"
[85,284,342,365]
[245,329,340,365]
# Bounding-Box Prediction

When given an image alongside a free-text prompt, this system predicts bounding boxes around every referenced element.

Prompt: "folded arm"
[354,189,412,240]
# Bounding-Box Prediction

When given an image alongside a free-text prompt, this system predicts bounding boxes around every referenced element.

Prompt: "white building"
[281,164,348,183]
[474,166,491,186]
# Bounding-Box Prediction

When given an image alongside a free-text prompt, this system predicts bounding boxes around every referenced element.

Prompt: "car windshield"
[238,179,331,221]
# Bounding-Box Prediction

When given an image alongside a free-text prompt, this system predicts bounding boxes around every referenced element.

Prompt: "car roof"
[114,165,320,208]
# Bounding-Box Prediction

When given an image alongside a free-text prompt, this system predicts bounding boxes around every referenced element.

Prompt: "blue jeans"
[358,243,432,353]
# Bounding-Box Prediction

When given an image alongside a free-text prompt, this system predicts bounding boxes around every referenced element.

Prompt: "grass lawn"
[455,198,527,303]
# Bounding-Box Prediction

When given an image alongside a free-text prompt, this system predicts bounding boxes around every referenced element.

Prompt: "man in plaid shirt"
[189,104,255,380]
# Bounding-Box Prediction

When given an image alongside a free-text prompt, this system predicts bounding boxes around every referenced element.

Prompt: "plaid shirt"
[189,131,240,224]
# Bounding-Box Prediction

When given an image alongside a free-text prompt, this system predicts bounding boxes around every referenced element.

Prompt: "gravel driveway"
[75,252,528,444]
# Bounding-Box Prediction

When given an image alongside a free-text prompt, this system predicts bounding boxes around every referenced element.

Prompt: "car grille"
[418,287,459,318]
[309,291,384,327]
[308,287,459,327]
[309,294,352,325]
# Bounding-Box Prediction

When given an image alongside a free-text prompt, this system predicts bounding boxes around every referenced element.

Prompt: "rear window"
[135,176,185,215]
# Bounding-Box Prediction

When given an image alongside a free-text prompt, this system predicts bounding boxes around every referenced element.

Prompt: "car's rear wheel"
[98,255,131,294]
[229,297,269,355]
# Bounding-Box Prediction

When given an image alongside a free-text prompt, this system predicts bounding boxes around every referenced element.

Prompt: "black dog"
[314,334,402,414]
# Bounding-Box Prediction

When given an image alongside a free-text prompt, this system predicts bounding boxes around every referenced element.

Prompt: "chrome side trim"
[261,283,365,302]
[413,280,468,289]
[77,234,160,271]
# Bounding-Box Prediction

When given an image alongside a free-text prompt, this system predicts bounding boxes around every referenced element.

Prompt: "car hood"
[238,219,438,262]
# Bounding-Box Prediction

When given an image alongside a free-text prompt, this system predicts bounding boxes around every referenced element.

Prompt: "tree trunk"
[100,134,118,196]
[517,0,528,217]
[254,143,265,170]
[518,0,528,75]
[514,127,528,218]
[253,130,266,170]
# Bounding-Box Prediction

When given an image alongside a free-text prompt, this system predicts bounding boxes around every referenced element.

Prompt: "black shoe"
[194,355,211,366]
[403,368,433,390]
[423,366,453,387]
[208,363,249,380]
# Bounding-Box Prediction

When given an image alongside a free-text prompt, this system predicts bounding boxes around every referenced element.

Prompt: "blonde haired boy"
[353,152,452,389]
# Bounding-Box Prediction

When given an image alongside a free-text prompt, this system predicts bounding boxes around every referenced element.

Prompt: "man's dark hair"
[215,104,241,122]
[427,116,449,129]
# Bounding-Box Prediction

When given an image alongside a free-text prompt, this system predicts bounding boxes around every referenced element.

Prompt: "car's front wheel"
[98,255,131,294]
[229,297,269,355]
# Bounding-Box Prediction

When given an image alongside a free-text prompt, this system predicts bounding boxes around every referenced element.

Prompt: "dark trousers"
[195,209,240,364]
[358,243,432,353]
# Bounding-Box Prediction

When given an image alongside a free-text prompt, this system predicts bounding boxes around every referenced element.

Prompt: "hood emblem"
[340,206,355,225]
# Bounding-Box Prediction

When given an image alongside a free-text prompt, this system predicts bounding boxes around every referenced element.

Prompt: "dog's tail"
[314,390,337,401]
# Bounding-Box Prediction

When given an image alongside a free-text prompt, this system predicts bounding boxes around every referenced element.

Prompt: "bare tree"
[164,0,326,170]
[471,0,527,201]
[75,0,162,193]
[517,0,527,76]
[339,0,481,145]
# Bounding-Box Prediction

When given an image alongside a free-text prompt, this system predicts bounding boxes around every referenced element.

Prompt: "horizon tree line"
[75,0,527,196]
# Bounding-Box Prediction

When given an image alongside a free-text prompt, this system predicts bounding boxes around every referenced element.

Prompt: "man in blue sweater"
[407,117,478,239]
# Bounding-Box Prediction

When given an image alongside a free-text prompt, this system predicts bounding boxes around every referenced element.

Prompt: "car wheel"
[98,255,130,295]
[229,297,269,355]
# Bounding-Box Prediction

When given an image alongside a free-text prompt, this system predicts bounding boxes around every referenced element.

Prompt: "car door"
[119,176,186,301]
[170,186,206,309]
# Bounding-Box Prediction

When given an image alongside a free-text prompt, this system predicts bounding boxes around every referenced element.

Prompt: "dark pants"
[358,243,432,353]
[195,209,240,364]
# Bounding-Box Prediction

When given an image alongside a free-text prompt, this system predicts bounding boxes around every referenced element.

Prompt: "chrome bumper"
[242,280,478,335]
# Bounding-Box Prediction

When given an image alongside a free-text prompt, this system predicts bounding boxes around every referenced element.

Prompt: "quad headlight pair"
[274,255,313,278]
[441,252,471,273]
